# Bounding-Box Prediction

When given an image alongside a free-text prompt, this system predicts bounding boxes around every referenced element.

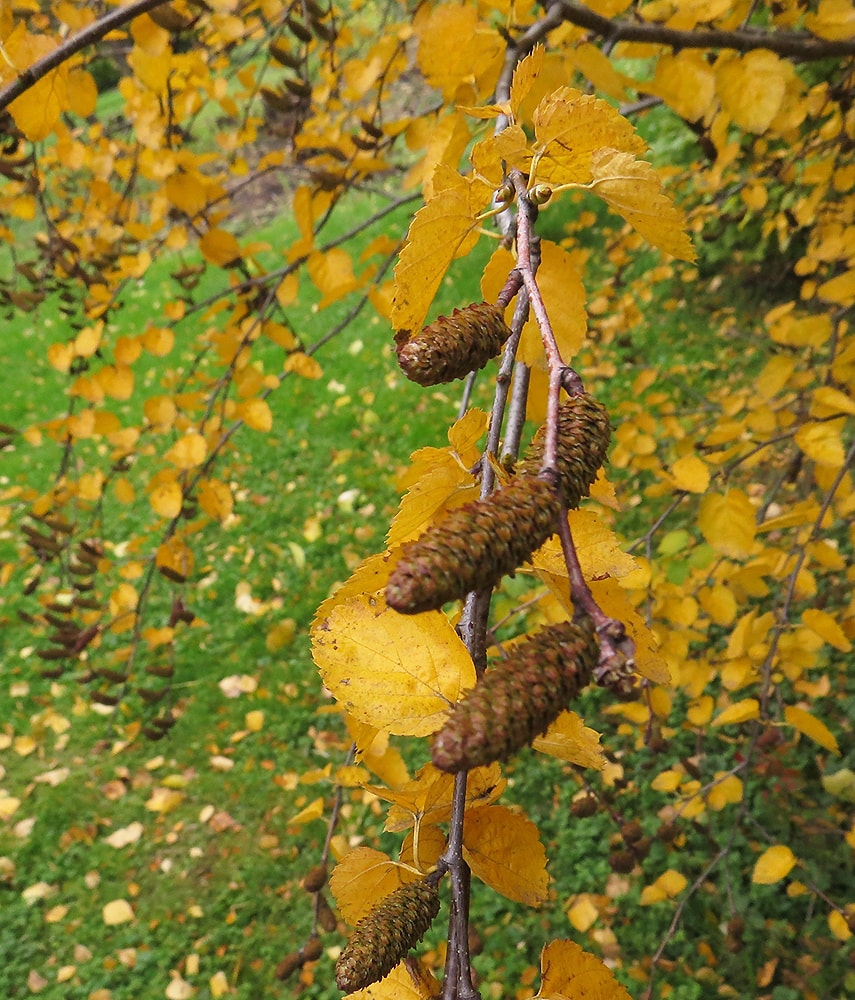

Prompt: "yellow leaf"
[811,385,855,418]
[288,796,324,825]
[149,480,182,519]
[341,961,440,1000]
[284,352,323,379]
[784,705,840,754]
[509,43,545,118]
[104,822,145,849]
[805,0,855,40]
[330,847,419,924]
[698,488,756,558]
[145,788,184,813]
[312,594,476,737]
[795,419,846,467]
[712,699,760,727]
[651,769,683,792]
[566,894,600,933]
[801,608,852,652]
[391,166,487,334]
[535,939,631,999]
[532,87,646,188]
[240,398,273,433]
[822,768,855,803]
[7,33,68,140]
[588,149,696,261]
[0,796,21,819]
[670,454,710,493]
[97,364,134,401]
[380,762,505,833]
[165,432,207,470]
[209,971,230,999]
[415,3,504,101]
[533,510,636,584]
[308,248,358,308]
[649,51,715,123]
[518,241,588,366]
[463,805,549,906]
[47,341,74,372]
[715,51,789,133]
[752,844,797,885]
[707,774,743,811]
[200,228,241,267]
[590,579,671,684]
[245,710,264,733]
[198,478,233,522]
[531,710,605,770]
[102,899,135,925]
[818,268,855,305]
[141,325,175,356]
[640,869,688,906]
[67,68,97,117]
[164,976,195,1000]
[829,910,853,942]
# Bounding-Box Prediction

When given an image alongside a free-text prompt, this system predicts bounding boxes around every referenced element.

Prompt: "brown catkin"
[431,618,600,773]
[335,880,440,993]
[517,393,611,506]
[385,476,561,614]
[395,302,511,386]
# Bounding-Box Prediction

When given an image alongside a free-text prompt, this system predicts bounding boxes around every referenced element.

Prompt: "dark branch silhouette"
[549,0,855,59]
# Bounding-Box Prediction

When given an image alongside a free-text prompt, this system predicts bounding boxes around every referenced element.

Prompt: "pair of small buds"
[494,180,553,208]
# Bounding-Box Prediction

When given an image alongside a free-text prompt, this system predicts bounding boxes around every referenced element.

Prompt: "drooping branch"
[0,0,173,114]
[547,0,855,59]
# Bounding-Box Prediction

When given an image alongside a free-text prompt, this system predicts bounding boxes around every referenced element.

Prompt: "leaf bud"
[302,863,327,893]
[620,819,644,845]
[570,794,599,818]
[608,850,636,874]
[529,183,552,205]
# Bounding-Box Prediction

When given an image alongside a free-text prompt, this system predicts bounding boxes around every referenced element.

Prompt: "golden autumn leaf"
[200,228,242,267]
[752,845,797,885]
[308,248,358,308]
[240,398,273,433]
[284,352,323,379]
[312,594,476,736]
[801,608,852,652]
[145,787,184,813]
[329,846,419,924]
[392,166,489,334]
[711,698,760,727]
[462,804,549,906]
[517,241,588,366]
[531,710,606,770]
[535,939,631,1000]
[7,32,68,140]
[531,87,646,188]
[149,480,183,519]
[794,419,846,467]
[715,51,790,133]
[649,51,716,123]
[669,454,710,493]
[343,960,440,1000]
[415,2,504,101]
[784,705,840,754]
[587,149,696,261]
[165,432,207,470]
[198,478,234,522]
[102,899,135,926]
[288,797,324,825]
[533,510,637,584]
[378,762,505,833]
[805,0,855,40]
[698,488,757,558]
[640,869,688,906]
[509,43,545,119]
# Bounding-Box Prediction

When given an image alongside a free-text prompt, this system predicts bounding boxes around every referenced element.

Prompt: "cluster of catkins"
[335,301,612,994]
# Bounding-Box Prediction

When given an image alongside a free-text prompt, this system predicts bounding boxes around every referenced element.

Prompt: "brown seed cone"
[386,476,560,614]
[517,393,611,506]
[431,618,600,773]
[335,880,440,993]
[395,302,511,386]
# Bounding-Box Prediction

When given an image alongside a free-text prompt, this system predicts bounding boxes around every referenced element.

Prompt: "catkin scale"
[431,618,600,773]
[335,880,440,993]
[385,476,561,614]
[517,393,612,506]
[395,302,511,386]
